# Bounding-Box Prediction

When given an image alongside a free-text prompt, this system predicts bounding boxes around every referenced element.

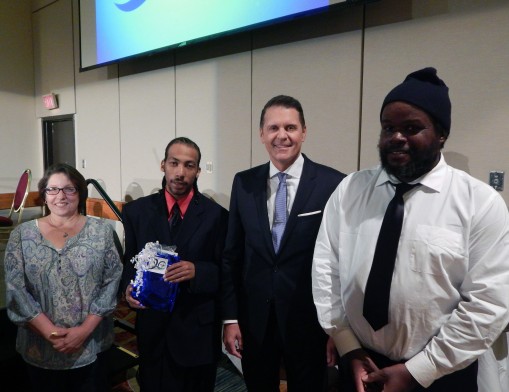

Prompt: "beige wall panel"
[119,67,176,202]
[74,66,122,200]
[251,32,363,176]
[0,1,40,191]
[33,0,75,117]
[71,0,121,202]
[362,1,509,203]
[175,53,252,209]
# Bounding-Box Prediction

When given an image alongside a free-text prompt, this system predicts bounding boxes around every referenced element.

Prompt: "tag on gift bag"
[130,242,180,312]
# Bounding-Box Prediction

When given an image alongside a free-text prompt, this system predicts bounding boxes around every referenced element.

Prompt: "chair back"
[4,169,31,225]
[12,169,31,224]
[13,169,31,214]
[0,169,32,245]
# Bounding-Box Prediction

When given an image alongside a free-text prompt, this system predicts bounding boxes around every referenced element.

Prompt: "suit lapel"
[176,193,203,253]
[253,164,275,257]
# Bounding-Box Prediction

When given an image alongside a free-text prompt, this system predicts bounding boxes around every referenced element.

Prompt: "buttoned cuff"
[405,351,437,388]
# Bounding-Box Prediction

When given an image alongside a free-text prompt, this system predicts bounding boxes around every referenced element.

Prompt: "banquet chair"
[0,169,31,243]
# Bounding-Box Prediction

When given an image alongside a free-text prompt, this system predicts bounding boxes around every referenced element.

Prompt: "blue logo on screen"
[115,0,145,12]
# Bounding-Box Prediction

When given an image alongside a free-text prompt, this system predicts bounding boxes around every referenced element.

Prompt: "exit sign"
[42,93,58,110]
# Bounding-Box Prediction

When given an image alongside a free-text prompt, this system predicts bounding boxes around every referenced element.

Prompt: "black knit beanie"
[380,67,451,135]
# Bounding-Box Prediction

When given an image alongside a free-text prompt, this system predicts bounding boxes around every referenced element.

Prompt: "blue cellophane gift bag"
[131,242,180,312]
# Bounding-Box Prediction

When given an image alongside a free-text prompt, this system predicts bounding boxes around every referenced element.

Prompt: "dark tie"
[169,203,182,240]
[272,172,287,253]
[363,182,419,331]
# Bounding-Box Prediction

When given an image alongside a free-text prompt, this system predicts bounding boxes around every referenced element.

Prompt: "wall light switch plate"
[489,171,504,191]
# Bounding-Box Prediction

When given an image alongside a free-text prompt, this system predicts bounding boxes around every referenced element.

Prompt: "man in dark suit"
[122,137,228,392]
[221,95,346,391]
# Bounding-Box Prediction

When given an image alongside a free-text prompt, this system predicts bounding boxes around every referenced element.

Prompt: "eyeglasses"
[44,187,78,195]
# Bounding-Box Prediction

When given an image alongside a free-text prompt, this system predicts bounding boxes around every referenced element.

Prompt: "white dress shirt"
[267,154,303,227]
[312,155,509,387]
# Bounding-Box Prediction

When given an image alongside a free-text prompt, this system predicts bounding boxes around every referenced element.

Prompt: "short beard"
[379,146,441,182]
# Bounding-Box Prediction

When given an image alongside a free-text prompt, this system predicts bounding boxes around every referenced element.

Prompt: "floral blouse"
[4,217,122,369]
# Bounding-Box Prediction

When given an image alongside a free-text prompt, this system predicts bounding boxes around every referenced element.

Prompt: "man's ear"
[160,160,165,172]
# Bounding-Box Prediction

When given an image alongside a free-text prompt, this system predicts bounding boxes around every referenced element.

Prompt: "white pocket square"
[298,210,321,217]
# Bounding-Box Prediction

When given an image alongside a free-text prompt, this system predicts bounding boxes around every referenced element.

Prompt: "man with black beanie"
[312,67,509,391]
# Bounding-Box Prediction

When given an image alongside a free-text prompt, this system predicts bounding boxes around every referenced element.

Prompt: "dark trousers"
[26,353,108,392]
[138,352,216,392]
[136,311,217,392]
[241,305,328,392]
[339,348,478,392]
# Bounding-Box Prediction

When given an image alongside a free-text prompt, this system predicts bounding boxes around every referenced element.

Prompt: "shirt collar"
[164,187,195,218]
[269,153,304,179]
[376,153,447,193]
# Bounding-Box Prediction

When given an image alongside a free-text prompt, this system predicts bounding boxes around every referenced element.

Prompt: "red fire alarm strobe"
[42,93,59,110]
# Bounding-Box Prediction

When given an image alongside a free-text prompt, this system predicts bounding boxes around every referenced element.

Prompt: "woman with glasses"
[3,163,122,392]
